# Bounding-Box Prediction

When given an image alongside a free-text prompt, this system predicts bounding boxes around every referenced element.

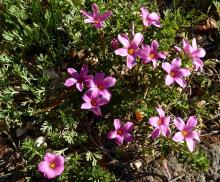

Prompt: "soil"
[120,135,220,182]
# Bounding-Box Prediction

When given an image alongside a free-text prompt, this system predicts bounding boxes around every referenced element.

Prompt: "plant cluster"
[1,0,218,181]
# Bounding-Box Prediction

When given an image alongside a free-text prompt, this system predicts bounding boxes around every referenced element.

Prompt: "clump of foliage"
[0,0,219,181]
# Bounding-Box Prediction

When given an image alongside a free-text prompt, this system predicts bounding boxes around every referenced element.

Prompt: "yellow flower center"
[91,99,97,106]
[50,162,56,169]
[170,71,175,77]
[128,48,135,55]
[149,53,155,59]
[95,20,99,24]
[157,119,162,125]
[181,130,188,137]
[97,84,104,90]
[117,129,123,135]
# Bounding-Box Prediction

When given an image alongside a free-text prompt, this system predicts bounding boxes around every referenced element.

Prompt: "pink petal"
[186,138,195,152]
[92,3,99,16]
[172,131,184,142]
[64,78,77,87]
[182,39,191,54]
[54,166,64,176]
[165,75,174,86]
[67,68,77,75]
[84,19,94,23]
[174,46,182,52]
[173,117,185,130]
[94,22,103,29]
[99,89,111,101]
[44,153,56,162]
[191,38,197,50]
[96,97,108,106]
[140,44,150,56]
[82,91,91,102]
[80,64,89,77]
[143,19,150,27]
[192,48,206,58]
[193,58,204,71]
[114,119,121,130]
[107,130,117,139]
[131,33,144,48]
[115,135,124,146]
[151,40,159,51]
[162,62,171,73]
[99,11,112,21]
[149,116,159,127]
[126,55,136,69]
[115,48,128,56]
[38,161,50,173]
[122,122,133,132]
[191,131,200,142]
[103,76,116,88]
[92,107,102,116]
[151,127,161,139]
[171,58,181,68]
[160,125,171,137]
[76,82,84,92]
[123,133,133,142]
[91,88,99,98]
[140,7,149,19]
[179,68,190,77]
[156,107,165,118]
[81,102,92,109]
[118,34,130,48]
[94,73,105,82]
[157,52,166,59]
[54,156,65,166]
[80,10,93,19]
[45,169,57,179]
[152,60,158,68]
[84,75,93,87]
[148,12,160,21]
[151,20,161,28]
[185,116,197,131]
[174,77,187,88]
[87,79,96,88]
[164,116,171,126]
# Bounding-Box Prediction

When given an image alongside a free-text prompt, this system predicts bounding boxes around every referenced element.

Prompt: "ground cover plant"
[0,0,220,181]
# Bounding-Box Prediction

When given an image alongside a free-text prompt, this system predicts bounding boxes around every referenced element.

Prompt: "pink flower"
[149,106,171,139]
[81,90,108,116]
[38,153,64,179]
[174,38,206,71]
[140,7,161,28]
[88,73,116,101]
[162,58,190,88]
[107,119,133,146]
[64,64,93,92]
[80,3,112,29]
[173,116,200,152]
[115,33,144,69]
[140,40,166,68]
